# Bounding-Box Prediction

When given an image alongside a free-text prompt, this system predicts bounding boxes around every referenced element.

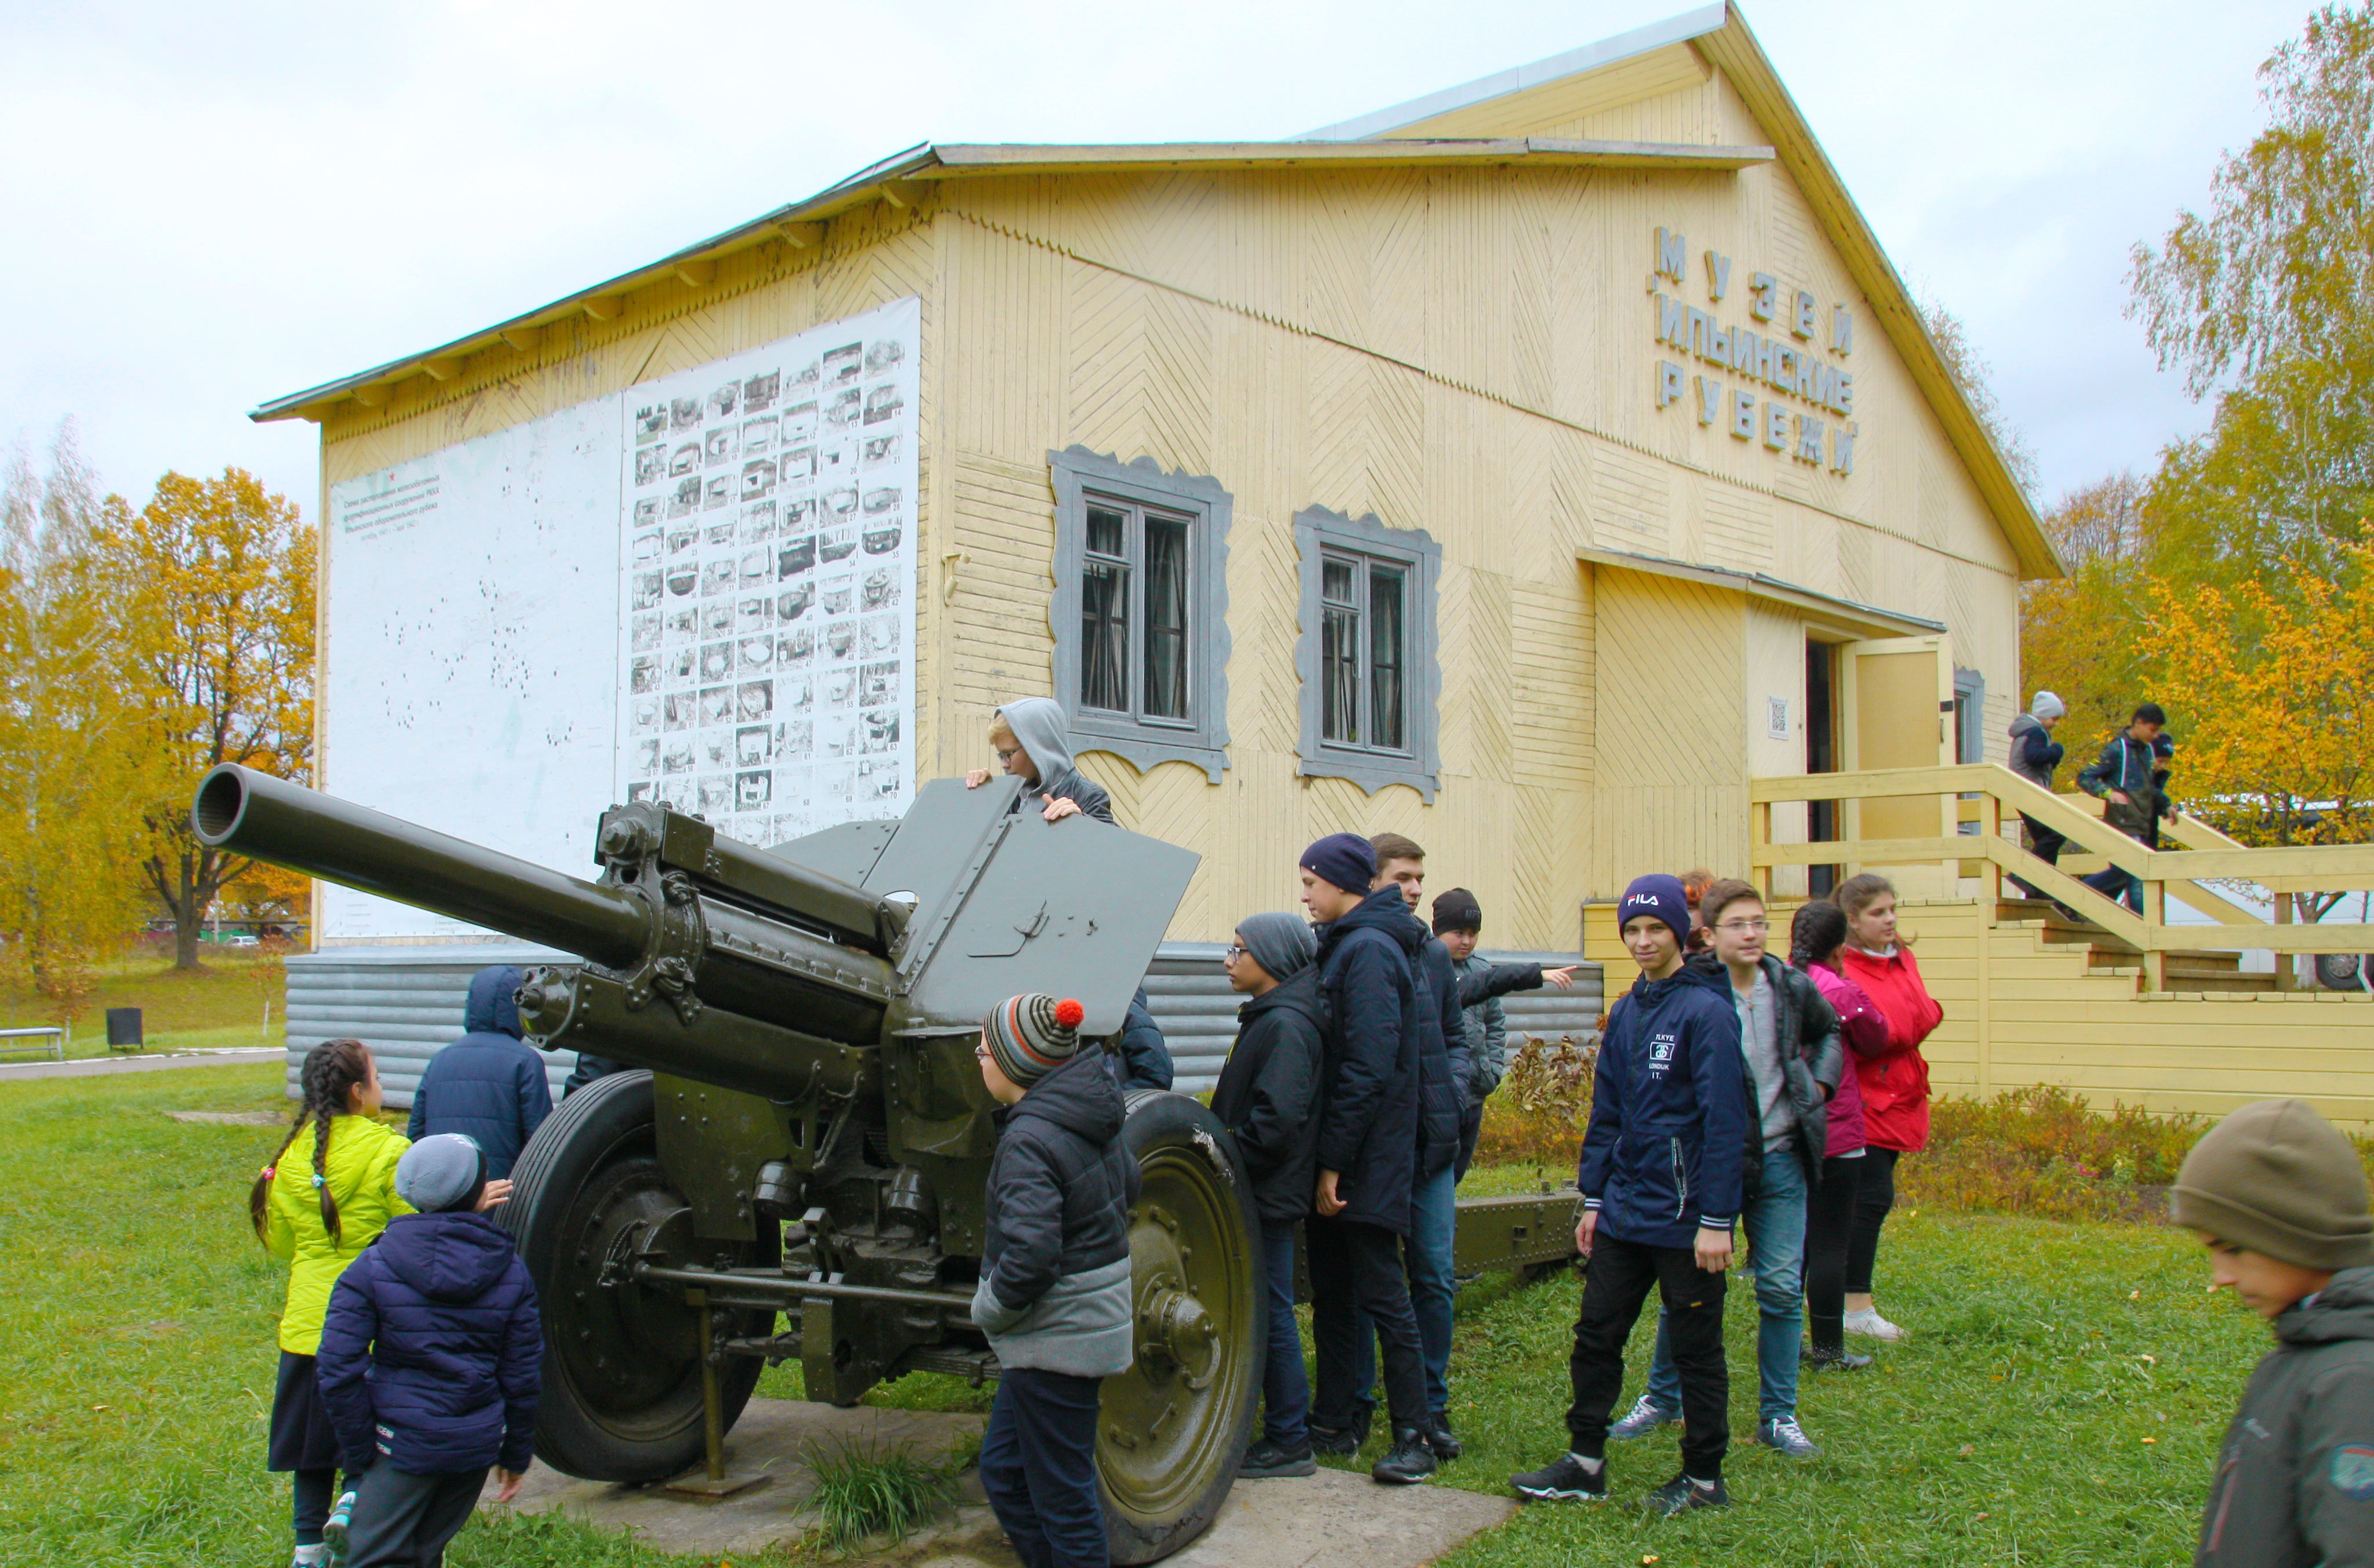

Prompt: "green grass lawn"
[0,950,289,1059]
[0,1064,2262,1567]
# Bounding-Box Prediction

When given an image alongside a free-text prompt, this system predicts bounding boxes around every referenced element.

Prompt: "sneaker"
[1757,1416,1821,1457]
[292,1548,328,1568]
[1805,1344,1873,1371]
[1372,1428,1437,1485]
[1308,1420,1364,1457]
[1608,1394,1678,1440]
[322,1490,357,1565]
[1239,1438,1318,1478]
[1425,1413,1463,1461]
[1842,1307,1904,1341]
[1510,1453,1608,1502]
[1642,1472,1730,1515]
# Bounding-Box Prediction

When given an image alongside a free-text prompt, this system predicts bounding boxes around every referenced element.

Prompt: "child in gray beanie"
[2172,1098,2373,1566]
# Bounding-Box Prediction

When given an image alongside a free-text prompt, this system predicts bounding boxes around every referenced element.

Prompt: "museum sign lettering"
[1648,226,1857,476]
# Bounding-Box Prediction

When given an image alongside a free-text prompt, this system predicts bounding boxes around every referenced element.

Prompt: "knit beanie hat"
[2030,690,2066,721]
[1235,911,1316,982]
[981,994,1086,1089]
[1300,833,1377,896]
[395,1133,488,1215]
[1617,874,1693,950]
[2170,1098,2374,1272]
[1431,887,1483,935]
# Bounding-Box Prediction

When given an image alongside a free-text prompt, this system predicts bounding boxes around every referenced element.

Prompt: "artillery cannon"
[194,763,1580,1561]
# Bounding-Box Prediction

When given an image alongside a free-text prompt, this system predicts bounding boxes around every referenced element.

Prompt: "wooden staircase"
[1995,898,2277,995]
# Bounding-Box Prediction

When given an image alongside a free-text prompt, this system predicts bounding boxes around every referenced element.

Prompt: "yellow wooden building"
[258,3,2374,1122]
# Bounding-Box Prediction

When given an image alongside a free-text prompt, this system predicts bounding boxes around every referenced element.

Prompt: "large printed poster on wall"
[616,296,919,846]
[320,297,919,943]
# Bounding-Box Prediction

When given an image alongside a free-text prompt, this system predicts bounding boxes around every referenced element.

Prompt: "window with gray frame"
[1047,448,1231,781]
[1293,505,1441,799]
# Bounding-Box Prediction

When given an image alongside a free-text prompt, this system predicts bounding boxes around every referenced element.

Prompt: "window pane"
[1086,503,1128,559]
[1081,559,1130,713]
[1322,602,1360,744]
[1143,515,1189,721]
[1321,558,1355,605]
[1369,565,1405,751]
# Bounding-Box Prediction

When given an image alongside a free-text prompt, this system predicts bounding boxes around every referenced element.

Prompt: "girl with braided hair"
[252,1039,412,1568]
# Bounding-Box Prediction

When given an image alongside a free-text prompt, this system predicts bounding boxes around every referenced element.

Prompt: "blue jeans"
[1259,1219,1310,1448]
[2084,864,2142,912]
[1348,1162,1457,1420]
[1646,1145,1809,1422]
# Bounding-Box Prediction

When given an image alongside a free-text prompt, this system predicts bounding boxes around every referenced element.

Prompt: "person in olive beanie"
[2171,1098,2374,1567]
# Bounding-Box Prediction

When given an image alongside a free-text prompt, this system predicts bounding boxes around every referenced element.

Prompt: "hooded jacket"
[995,697,1115,827]
[1837,944,1944,1153]
[2195,1267,2374,1568]
[1805,961,1887,1157]
[2008,713,2066,792]
[969,1050,1141,1377]
[1311,885,1425,1234]
[1685,951,1843,1185]
[1210,966,1326,1221]
[1577,962,1748,1249]
[315,1209,541,1476]
[1413,933,1474,1180]
[407,966,552,1179]
[264,1114,414,1355]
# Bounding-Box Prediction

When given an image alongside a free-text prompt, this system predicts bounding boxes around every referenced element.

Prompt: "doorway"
[1805,639,1839,898]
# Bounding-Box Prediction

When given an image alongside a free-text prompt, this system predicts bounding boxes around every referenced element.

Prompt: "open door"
[1837,635,1954,887]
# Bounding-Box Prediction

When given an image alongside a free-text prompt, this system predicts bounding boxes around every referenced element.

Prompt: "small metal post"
[693,1290,725,1483]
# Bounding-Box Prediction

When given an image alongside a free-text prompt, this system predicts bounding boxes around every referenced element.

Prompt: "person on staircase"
[1831,874,1942,1344]
[2005,692,2069,903]
[2077,703,2177,915]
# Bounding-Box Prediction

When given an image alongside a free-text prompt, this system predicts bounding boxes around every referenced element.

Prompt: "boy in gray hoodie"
[2171,1097,2374,1567]
[972,994,1140,1568]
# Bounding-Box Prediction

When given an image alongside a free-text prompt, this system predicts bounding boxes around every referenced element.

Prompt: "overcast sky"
[0,0,2308,523]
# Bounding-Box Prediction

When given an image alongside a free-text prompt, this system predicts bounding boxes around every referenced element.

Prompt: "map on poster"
[615,296,919,845]
[318,297,919,943]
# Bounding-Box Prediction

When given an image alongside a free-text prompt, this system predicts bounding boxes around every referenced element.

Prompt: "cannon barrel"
[194,764,649,967]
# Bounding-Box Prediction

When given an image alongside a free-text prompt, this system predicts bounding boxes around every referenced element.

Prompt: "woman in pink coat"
[1789,900,1892,1370]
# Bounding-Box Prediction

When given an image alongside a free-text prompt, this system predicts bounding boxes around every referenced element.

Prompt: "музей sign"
[1648,226,1857,476]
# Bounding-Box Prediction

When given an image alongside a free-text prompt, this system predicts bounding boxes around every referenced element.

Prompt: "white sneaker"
[1842,1307,1904,1341]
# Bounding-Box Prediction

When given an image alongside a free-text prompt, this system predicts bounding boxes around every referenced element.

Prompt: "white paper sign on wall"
[1766,696,1790,740]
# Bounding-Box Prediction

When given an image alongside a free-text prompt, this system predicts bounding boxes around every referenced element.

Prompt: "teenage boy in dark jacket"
[408,966,551,1178]
[1431,887,1580,1180]
[2078,703,2176,912]
[1210,911,1325,1480]
[1618,879,1841,1459]
[1511,874,1746,1516]
[971,994,1140,1568]
[2171,1098,2374,1568]
[1299,833,1435,1486]
[316,1134,539,1568]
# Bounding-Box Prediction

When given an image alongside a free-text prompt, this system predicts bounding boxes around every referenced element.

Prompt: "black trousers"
[344,1463,487,1568]
[1565,1232,1729,1479]
[2011,816,2066,898]
[1307,1216,1428,1436]
[1455,1101,1483,1182]
[980,1367,1108,1568]
[1802,1153,1865,1347]
[1843,1146,1901,1294]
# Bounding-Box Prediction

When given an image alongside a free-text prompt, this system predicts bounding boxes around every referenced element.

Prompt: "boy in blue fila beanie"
[1510,874,1748,1516]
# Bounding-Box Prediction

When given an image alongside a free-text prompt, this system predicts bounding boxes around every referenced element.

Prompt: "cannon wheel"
[1101,1092,1263,1565]
[500,1069,772,1481]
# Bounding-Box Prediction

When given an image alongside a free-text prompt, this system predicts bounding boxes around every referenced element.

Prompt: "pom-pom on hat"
[981,994,1086,1089]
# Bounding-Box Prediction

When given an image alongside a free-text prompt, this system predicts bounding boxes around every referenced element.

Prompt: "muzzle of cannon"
[194,763,1582,1561]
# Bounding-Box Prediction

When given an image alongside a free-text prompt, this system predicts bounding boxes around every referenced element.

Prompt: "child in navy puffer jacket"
[317,1134,540,1567]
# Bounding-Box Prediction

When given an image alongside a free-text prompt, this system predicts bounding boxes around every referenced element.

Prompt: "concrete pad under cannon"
[489,1396,1515,1565]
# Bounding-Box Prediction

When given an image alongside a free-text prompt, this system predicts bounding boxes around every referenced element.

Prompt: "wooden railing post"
[2140,877,2166,992]
[2273,894,2294,991]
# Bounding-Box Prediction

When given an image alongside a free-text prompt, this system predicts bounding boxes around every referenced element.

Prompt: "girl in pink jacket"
[1789,901,1892,1370]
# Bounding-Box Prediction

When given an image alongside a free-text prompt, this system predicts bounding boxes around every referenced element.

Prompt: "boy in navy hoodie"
[1510,874,1746,1516]
[317,1134,539,1568]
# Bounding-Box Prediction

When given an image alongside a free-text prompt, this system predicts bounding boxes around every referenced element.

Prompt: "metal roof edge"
[1577,544,1948,635]
[1297,1,1729,141]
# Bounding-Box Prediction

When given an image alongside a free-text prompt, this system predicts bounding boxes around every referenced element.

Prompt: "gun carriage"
[194,763,1578,1561]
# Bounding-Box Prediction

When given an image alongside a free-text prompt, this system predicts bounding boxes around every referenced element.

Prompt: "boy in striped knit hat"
[972,994,1140,1567]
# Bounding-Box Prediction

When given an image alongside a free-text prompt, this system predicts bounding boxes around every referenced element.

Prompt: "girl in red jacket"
[1831,875,1943,1343]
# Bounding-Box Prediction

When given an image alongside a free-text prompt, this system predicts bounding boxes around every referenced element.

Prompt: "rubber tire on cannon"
[498,1069,776,1482]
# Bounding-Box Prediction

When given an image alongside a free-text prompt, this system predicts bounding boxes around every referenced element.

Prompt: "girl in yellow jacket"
[250,1039,411,1568]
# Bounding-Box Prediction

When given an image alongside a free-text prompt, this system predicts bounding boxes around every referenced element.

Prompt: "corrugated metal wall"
[285,943,1602,1104]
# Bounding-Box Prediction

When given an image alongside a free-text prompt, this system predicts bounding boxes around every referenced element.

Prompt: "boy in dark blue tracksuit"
[1511,874,1746,1516]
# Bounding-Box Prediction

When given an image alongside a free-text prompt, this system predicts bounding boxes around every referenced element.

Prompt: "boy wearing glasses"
[1610,878,1841,1460]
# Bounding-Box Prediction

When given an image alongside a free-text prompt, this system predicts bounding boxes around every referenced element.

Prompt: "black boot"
[1372,1428,1438,1485]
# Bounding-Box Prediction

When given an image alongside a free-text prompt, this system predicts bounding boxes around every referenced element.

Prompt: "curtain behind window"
[1143,515,1188,721]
